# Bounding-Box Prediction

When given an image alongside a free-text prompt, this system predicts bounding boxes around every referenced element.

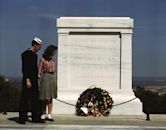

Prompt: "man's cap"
[33,37,43,45]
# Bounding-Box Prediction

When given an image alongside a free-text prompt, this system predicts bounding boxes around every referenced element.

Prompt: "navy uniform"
[19,37,43,124]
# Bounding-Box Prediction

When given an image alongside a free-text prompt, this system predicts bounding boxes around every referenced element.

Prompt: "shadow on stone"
[8,116,31,124]
[8,117,20,124]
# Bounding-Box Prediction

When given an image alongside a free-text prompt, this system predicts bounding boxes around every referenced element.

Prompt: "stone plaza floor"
[1,113,166,130]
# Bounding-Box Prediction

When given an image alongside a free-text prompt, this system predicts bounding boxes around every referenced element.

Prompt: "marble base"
[52,90,143,115]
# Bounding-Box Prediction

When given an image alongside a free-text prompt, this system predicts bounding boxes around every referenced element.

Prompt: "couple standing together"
[19,37,57,124]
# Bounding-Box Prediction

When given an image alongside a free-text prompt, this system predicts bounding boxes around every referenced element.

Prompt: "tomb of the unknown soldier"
[53,17,142,115]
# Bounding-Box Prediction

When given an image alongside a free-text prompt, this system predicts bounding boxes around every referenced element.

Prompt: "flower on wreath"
[75,87,113,116]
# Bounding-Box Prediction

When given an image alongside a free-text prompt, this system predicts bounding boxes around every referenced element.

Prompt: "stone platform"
[52,90,142,115]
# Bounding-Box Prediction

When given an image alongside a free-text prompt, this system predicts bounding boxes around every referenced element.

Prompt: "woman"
[38,45,57,121]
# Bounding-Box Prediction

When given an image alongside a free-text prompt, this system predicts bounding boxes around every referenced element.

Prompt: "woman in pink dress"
[38,45,57,121]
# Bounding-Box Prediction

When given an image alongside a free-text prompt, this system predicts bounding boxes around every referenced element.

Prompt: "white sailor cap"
[33,37,43,44]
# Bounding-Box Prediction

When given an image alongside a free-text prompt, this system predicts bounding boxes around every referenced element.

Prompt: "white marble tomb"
[53,17,142,115]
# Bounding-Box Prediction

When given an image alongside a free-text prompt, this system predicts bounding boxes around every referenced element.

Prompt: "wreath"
[76,87,113,116]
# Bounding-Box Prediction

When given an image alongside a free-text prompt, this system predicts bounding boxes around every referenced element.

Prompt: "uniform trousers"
[19,78,41,122]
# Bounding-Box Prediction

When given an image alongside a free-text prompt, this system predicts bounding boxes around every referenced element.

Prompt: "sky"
[0,0,166,78]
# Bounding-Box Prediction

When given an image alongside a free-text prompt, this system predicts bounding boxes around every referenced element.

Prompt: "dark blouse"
[21,50,38,80]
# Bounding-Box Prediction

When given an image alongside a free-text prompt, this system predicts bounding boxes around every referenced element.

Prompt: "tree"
[0,75,20,113]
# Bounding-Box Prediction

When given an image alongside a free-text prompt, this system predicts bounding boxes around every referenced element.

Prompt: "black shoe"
[19,120,26,124]
[47,118,54,121]
[32,119,45,123]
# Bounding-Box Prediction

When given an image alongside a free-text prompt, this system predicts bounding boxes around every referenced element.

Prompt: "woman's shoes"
[41,114,54,121]
[47,114,54,121]
[41,114,46,120]
[47,118,54,121]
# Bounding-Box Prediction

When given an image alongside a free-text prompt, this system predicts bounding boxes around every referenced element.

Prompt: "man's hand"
[26,79,32,88]
[38,78,41,91]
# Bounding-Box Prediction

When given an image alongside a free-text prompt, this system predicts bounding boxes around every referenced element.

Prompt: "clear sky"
[0,0,166,78]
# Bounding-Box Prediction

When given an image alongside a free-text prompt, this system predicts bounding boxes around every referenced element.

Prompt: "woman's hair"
[43,45,57,61]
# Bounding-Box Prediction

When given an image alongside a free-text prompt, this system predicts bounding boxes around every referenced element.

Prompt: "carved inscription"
[61,34,121,89]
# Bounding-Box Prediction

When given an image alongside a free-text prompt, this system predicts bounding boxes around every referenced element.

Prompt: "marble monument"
[53,17,142,115]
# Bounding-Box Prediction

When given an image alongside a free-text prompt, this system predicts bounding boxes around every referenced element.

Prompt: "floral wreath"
[76,87,113,116]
